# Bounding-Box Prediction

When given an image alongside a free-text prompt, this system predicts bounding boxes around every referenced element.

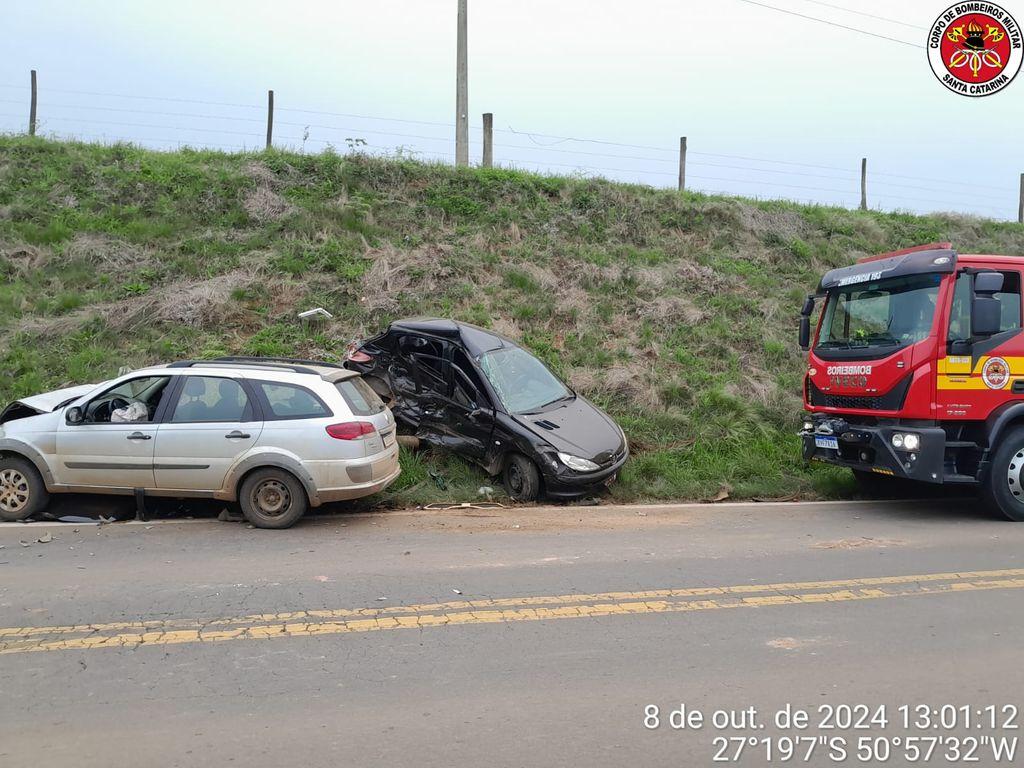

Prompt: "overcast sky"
[2,0,1022,219]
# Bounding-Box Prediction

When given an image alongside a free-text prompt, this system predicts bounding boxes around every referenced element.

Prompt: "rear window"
[336,377,386,416]
[258,382,331,420]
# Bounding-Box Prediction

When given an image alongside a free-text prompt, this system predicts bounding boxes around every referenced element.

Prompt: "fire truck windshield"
[817,273,942,351]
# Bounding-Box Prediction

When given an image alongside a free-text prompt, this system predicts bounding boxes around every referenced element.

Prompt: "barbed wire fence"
[2,72,1022,223]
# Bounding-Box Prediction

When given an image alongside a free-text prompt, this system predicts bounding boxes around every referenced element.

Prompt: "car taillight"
[326,422,376,440]
[345,343,372,364]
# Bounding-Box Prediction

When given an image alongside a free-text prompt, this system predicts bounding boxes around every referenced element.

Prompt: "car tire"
[0,456,50,522]
[238,468,308,529]
[982,426,1024,521]
[503,454,541,502]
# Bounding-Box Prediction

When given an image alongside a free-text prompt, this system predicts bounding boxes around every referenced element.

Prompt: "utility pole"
[455,0,469,166]
[482,112,493,168]
[29,70,37,136]
[678,137,687,191]
[860,157,868,211]
[266,90,274,150]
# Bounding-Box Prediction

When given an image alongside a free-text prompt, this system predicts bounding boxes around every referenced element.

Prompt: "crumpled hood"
[515,396,624,460]
[14,383,101,414]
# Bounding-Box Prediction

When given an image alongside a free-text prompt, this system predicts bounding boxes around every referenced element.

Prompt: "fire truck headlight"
[891,434,905,449]
[803,420,814,432]
[902,433,921,452]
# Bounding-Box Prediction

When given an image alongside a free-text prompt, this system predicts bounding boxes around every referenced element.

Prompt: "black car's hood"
[515,396,623,460]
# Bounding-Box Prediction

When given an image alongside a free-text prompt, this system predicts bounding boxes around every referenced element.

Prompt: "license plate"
[814,436,839,451]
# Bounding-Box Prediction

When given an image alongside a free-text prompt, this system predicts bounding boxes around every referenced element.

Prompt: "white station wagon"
[0,357,400,528]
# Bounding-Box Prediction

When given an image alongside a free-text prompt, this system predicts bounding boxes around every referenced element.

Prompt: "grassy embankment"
[2,137,1023,506]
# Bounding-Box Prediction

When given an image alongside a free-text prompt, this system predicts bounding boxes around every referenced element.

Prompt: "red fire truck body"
[799,243,1024,520]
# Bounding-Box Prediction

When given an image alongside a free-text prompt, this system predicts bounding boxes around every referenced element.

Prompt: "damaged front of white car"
[0,382,105,521]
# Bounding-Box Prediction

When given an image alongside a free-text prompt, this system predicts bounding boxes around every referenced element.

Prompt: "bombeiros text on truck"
[799,242,1024,521]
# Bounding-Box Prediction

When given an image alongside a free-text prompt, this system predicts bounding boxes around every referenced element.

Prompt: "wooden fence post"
[860,157,867,211]
[265,90,274,149]
[678,137,687,191]
[29,70,37,136]
[482,113,493,168]
[1018,173,1023,224]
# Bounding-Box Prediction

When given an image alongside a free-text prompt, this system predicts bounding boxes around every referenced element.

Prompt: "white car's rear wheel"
[0,457,49,522]
[238,468,308,529]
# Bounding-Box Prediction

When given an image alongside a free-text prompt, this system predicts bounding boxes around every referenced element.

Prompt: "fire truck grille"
[807,377,911,411]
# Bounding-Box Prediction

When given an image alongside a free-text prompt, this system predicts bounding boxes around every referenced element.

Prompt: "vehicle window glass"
[452,349,486,408]
[819,273,941,350]
[996,272,1021,332]
[948,273,972,342]
[171,377,249,423]
[86,376,171,423]
[336,377,386,416]
[948,271,1021,342]
[478,347,572,415]
[259,382,331,419]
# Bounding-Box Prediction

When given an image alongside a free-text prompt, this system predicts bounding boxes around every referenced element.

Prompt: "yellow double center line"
[4,568,1024,655]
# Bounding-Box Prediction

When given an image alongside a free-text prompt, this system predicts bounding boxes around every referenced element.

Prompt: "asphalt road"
[2,498,1023,767]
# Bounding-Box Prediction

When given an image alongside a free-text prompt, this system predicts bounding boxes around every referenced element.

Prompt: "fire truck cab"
[799,242,1024,521]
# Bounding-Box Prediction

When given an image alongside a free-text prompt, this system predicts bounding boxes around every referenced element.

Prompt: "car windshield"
[478,346,572,414]
[817,273,942,350]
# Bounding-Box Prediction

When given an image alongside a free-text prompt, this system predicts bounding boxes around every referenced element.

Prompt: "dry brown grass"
[17,270,261,338]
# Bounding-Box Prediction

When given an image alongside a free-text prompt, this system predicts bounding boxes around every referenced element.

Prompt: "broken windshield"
[817,273,942,350]
[478,346,572,415]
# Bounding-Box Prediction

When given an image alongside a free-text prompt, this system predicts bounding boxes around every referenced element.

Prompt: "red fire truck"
[799,242,1024,520]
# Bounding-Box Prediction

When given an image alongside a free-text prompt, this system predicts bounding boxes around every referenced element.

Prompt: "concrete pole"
[482,112,493,168]
[455,0,469,166]
[860,158,868,211]
[678,137,687,191]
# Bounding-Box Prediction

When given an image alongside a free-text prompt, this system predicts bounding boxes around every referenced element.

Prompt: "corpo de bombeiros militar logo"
[928,3,1022,96]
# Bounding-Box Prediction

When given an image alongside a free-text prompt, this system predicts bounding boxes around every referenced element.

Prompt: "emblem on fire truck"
[928,3,1022,97]
[982,357,1010,389]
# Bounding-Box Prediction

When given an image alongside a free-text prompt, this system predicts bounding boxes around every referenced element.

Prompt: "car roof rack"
[212,356,345,370]
[166,358,337,376]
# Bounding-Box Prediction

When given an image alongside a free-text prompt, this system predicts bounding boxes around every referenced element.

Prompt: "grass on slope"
[2,136,1023,507]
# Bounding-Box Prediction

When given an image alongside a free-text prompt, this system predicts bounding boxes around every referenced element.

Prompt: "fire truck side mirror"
[972,272,1004,338]
[799,295,815,350]
[972,296,1002,338]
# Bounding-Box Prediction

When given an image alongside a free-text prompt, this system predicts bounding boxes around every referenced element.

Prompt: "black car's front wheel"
[503,454,541,502]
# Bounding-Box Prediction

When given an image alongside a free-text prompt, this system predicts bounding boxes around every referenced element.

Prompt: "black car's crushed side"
[345,318,628,500]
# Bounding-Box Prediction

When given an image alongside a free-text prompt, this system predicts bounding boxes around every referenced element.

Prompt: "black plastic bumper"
[800,416,946,484]
[542,450,629,498]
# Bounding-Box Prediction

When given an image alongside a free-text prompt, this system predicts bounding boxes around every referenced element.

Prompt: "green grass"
[1,135,1022,508]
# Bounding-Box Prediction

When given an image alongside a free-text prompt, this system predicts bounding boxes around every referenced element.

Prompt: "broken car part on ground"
[345,318,628,501]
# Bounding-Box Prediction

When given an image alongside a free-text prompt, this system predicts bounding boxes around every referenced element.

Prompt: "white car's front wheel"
[0,457,50,522]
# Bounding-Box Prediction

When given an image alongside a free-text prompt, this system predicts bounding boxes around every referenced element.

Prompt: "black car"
[345,319,628,501]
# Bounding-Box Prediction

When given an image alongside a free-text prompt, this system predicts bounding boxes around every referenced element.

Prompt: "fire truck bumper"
[800,415,947,484]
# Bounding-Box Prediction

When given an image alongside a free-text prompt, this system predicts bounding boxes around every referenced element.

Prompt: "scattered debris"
[428,470,449,490]
[217,509,244,523]
[477,486,495,500]
[377,597,388,601]
[19,540,30,547]
[315,575,331,582]
[452,589,462,595]
[710,484,732,503]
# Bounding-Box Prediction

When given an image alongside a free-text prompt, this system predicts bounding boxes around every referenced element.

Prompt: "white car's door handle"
[126,432,152,441]
[225,431,251,439]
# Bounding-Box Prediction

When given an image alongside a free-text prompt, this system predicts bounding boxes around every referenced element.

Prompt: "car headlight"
[891,434,904,449]
[902,433,920,451]
[557,452,600,472]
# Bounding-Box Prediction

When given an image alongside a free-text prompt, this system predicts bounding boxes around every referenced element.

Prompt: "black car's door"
[438,351,494,461]
[387,335,449,425]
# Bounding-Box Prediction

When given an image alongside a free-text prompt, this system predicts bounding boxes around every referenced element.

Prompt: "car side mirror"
[798,317,811,351]
[65,406,84,425]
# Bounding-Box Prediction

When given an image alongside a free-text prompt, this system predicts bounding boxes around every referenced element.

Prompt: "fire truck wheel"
[983,427,1024,522]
